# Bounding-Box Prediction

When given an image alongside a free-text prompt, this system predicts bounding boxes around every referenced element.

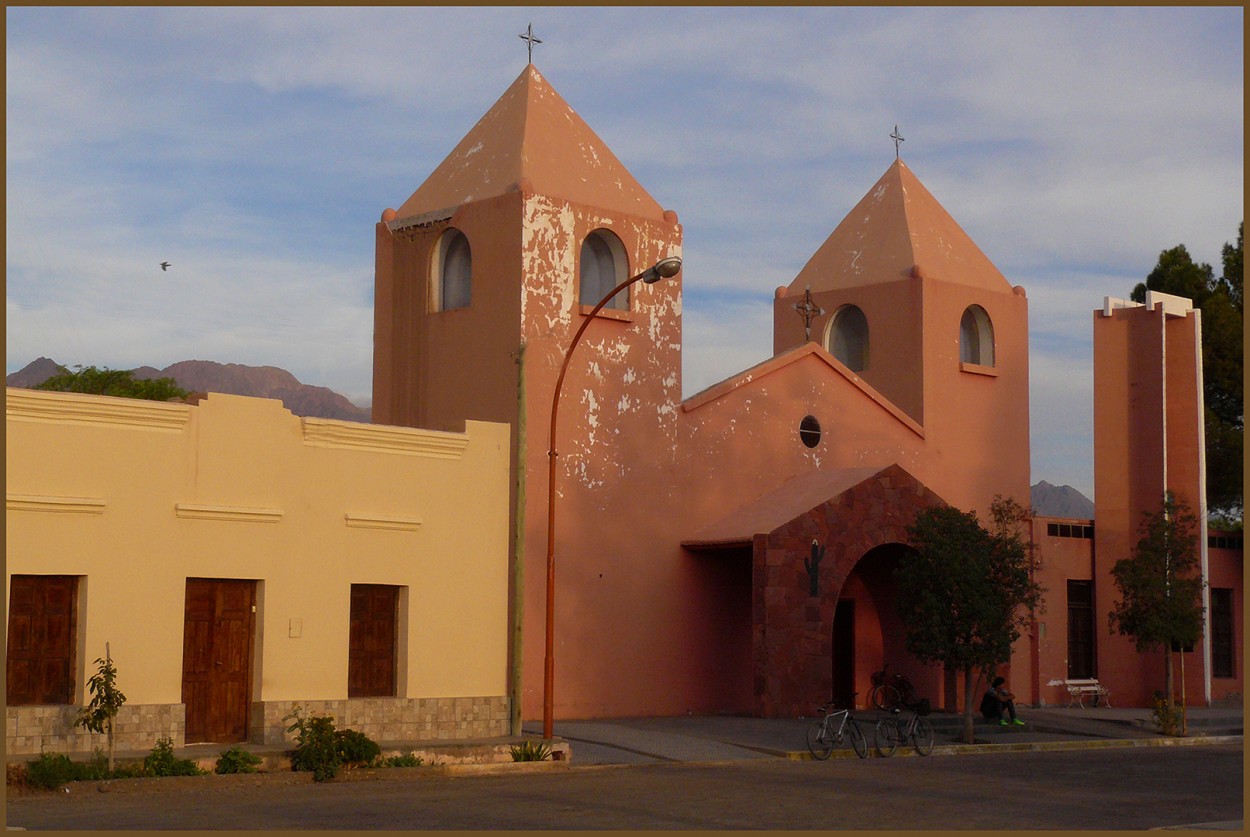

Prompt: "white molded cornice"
[7,494,106,514]
[344,513,423,532]
[175,504,283,523]
[6,388,190,431]
[303,418,470,460]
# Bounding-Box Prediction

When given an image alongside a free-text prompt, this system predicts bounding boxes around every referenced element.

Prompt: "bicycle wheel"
[848,719,869,759]
[806,719,834,760]
[871,684,901,711]
[874,718,900,757]
[912,717,934,756]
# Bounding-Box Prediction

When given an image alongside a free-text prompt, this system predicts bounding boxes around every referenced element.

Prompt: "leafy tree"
[1131,225,1244,523]
[1108,492,1204,719]
[74,646,127,773]
[895,497,1044,743]
[35,364,188,402]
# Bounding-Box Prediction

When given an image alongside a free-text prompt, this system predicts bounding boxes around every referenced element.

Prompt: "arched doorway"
[832,543,939,710]
[747,464,950,717]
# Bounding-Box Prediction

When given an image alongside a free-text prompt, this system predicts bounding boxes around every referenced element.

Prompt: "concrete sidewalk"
[525,704,1243,765]
[10,703,1241,772]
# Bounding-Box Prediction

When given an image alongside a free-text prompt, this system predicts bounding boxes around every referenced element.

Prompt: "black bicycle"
[805,694,869,760]
[869,663,917,711]
[873,701,935,757]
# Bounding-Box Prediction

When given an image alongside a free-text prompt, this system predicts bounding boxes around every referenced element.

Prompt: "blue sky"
[6,6,1244,501]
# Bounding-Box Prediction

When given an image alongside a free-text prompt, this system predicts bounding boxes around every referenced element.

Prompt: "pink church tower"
[372,65,686,723]
[772,159,1032,516]
[1093,291,1209,706]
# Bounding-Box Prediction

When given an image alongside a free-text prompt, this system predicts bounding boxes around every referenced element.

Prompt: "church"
[370,63,1242,723]
[6,61,1242,755]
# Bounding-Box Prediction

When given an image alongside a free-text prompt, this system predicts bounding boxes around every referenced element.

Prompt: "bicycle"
[869,663,917,711]
[873,701,934,757]
[805,694,869,760]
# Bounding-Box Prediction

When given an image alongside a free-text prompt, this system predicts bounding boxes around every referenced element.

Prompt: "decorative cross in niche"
[519,23,542,64]
[891,124,905,159]
[793,286,824,342]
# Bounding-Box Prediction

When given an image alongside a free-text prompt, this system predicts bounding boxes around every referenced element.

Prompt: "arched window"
[579,230,628,310]
[960,305,995,366]
[432,228,471,311]
[825,305,869,372]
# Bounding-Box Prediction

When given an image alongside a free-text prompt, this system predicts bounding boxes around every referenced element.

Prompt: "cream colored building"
[5,388,511,754]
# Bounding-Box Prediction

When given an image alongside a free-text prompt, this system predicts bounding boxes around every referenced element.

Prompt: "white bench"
[1047,678,1111,708]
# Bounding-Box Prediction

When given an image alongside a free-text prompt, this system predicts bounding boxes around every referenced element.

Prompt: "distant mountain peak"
[6,357,370,423]
[1031,481,1094,519]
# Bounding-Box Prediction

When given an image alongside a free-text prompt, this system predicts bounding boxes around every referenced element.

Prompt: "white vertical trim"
[1191,310,1211,705]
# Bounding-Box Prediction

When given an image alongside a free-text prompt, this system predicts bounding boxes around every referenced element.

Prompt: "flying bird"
[160,261,171,271]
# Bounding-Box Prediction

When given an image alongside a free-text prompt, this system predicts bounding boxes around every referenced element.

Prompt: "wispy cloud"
[6,6,1243,498]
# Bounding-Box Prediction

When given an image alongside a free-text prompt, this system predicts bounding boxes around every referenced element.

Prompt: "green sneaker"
[1012,719,1026,726]
[999,719,1009,726]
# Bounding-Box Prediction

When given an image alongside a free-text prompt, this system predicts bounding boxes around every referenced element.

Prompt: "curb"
[779,734,1242,760]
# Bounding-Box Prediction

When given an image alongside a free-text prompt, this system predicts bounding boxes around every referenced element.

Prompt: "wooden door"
[348,585,398,698]
[182,579,255,743]
[6,575,77,705]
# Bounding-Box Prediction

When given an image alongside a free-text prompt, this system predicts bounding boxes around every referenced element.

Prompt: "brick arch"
[751,464,947,717]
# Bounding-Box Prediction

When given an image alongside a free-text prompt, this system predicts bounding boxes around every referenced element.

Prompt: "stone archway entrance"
[750,464,947,717]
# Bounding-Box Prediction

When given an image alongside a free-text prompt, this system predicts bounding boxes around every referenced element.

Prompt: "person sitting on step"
[979,676,1026,726]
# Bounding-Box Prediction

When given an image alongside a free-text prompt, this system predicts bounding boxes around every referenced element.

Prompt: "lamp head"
[642,256,683,284]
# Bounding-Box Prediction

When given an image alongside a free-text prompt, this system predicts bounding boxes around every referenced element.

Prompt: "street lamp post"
[543,255,683,741]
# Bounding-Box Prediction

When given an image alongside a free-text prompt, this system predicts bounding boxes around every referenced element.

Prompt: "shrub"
[143,737,205,777]
[25,753,77,790]
[1151,691,1184,737]
[282,706,384,780]
[215,746,264,775]
[378,752,424,768]
[284,706,342,782]
[510,740,552,762]
[335,728,381,767]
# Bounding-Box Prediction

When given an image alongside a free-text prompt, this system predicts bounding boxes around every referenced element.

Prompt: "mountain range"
[6,357,1097,517]
[6,358,371,423]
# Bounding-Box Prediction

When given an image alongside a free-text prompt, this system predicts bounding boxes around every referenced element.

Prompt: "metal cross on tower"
[793,286,824,342]
[891,124,905,159]
[519,23,542,64]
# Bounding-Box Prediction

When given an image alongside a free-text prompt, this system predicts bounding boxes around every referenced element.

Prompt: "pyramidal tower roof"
[789,159,1013,294]
[394,65,666,222]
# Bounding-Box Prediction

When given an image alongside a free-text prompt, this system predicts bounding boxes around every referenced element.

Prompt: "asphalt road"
[6,744,1242,830]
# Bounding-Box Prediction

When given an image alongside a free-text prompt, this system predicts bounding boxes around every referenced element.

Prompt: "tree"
[34,364,188,402]
[74,645,127,773]
[1108,492,1205,717]
[1131,226,1244,523]
[895,497,1044,743]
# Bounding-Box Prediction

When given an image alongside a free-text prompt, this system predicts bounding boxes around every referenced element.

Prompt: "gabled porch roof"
[682,465,894,549]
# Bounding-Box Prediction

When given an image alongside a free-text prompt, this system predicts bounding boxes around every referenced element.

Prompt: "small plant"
[377,752,424,768]
[143,737,205,777]
[335,728,381,767]
[24,753,77,791]
[284,705,342,782]
[74,645,127,773]
[215,746,264,775]
[510,740,553,762]
[1151,691,1184,737]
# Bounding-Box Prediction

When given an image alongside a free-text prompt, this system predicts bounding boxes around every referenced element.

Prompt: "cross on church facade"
[519,23,542,64]
[793,286,824,342]
[891,124,904,159]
